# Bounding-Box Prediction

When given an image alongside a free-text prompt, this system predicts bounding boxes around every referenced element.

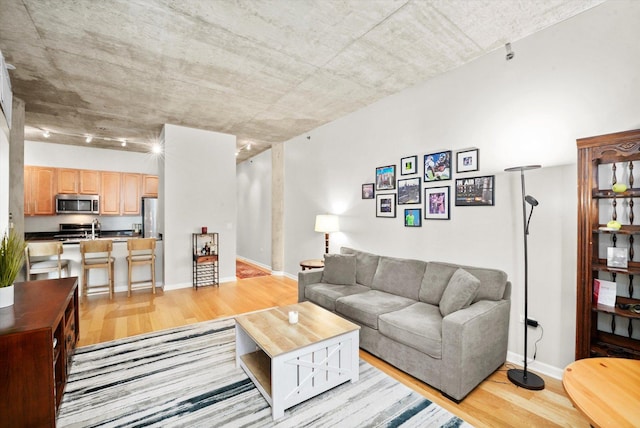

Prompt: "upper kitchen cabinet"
[57,168,79,194]
[121,173,141,215]
[142,174,158,197]
[79,170,100,194]
[24,166,56,216]
[57,168,101,195]
[100,171,121,215]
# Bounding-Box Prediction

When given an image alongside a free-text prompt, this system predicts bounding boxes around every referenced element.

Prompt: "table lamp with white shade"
[315,214,339,254]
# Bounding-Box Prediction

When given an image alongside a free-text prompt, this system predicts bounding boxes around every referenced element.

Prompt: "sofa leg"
[441,391,462,404]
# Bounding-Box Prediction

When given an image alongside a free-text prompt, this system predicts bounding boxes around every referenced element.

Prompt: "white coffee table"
[235,301,360,420]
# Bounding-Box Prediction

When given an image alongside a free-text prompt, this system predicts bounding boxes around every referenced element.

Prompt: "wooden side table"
[563,357,640,428]
[299,259,324,270]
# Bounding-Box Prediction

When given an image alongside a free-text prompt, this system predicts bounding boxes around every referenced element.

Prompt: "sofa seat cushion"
[378,302,443,359]
[335,290,415,329]
[305,283,371,311]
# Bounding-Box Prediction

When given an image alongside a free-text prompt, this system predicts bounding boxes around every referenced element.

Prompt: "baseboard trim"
[236,256,272,272]
[506,351,563,380]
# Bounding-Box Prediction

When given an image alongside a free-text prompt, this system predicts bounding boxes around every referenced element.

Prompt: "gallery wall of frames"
[361,148,494,227]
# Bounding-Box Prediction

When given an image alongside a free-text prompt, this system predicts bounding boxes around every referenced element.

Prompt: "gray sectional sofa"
[297,247,511,401]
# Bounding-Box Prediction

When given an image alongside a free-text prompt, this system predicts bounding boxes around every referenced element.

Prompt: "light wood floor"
[78,273,589,428]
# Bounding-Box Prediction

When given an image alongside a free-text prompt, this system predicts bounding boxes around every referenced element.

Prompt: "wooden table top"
[234,301,359,358]
[299,259,324,268]
[563,357,640,428]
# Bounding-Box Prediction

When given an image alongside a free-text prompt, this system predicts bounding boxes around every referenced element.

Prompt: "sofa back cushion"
[321,254,356,285]
[371,256,427,300]
[340,247,380,287]
[419,261,508,305]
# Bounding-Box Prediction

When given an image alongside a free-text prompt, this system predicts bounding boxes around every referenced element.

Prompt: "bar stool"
[80,239,114,299]
[25,242,70,280]
[126,238,156,297]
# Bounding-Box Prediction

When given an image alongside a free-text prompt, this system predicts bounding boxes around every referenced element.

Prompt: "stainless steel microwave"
[55,194,100,214]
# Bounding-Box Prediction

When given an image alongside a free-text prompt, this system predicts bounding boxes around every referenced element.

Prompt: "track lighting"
[120,139,127,147]
[85,135,93,143]
[43,130,50,138]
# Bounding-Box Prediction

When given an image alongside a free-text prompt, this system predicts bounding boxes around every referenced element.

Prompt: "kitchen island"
[26,235,163,296]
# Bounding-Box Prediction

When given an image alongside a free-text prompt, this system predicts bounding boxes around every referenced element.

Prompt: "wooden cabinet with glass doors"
[577,129,640,360]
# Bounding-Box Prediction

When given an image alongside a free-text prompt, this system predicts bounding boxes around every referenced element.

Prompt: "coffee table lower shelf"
[240,350,272,397]
[235,322,359,420]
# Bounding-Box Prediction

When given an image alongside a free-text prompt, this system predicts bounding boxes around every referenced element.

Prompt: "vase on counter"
[0,284,14,308]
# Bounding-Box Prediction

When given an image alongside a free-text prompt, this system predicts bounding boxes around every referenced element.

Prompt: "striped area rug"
[58,318,473,427]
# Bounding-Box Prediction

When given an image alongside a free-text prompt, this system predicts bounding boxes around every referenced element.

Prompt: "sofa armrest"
[441,299,511,401]
[297,269,324,302]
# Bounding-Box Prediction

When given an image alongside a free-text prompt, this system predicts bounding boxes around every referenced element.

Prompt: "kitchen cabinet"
[79,169,100,194]
[24,166,56,216]
[142,174,158,197]
[100,171,121,215]
[57,168,79,194]
[0,278,79,427]
[121,173,141,215]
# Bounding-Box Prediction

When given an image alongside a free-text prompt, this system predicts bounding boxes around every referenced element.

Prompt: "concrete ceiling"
[0,0,604,162]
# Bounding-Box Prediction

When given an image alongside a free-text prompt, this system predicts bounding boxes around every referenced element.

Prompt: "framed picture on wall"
[400,155,418,175]
[376,165,396,190]
[424,186,450,220]
[404,208,422,227]
[455,175,495,206]
[456,149,479,173]
[424,151,451,182]
[376,193,396,218]
[397,177,421,204]
[362,183,375,199]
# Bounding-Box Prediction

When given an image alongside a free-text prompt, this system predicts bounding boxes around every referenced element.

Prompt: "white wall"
[0,126,8,233]
[162,124,236,287]
[236,149,272,268]
[280,0,640,377]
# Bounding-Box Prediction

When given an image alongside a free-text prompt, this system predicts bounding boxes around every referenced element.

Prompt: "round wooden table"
[299,259,324,270]
[563,357,640,428]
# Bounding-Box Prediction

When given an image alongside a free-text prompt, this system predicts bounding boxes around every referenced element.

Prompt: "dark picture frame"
[397,177,421,204]
[404,208,422,227]
[455,175,495,206]
[376,165,396,190]
[376,193,396,218]
[362,183,375,199]
[400,155,418,175]
[424,186,450,220]
[456,149,479,173]
[424,151,452,182]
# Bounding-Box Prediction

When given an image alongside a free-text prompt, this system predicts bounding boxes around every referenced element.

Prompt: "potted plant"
[0,229,26,308]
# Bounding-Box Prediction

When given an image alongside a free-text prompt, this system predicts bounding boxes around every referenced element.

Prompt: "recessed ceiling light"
[152,143,162,154]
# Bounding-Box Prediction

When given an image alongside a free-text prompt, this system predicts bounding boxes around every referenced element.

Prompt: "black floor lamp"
[504,165,545,390]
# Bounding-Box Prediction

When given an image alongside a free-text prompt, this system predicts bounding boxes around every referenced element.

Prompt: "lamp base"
[507,368,545,390]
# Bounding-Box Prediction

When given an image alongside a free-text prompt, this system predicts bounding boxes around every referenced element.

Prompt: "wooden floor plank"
[77,274,589,427]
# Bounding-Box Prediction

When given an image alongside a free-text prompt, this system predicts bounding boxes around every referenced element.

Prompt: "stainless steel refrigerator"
[141,197,159,238]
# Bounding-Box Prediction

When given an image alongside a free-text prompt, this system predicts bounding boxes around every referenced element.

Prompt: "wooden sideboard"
[0,277,79,427]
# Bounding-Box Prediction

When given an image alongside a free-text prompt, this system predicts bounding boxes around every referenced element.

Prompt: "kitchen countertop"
[25,230,162,244]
